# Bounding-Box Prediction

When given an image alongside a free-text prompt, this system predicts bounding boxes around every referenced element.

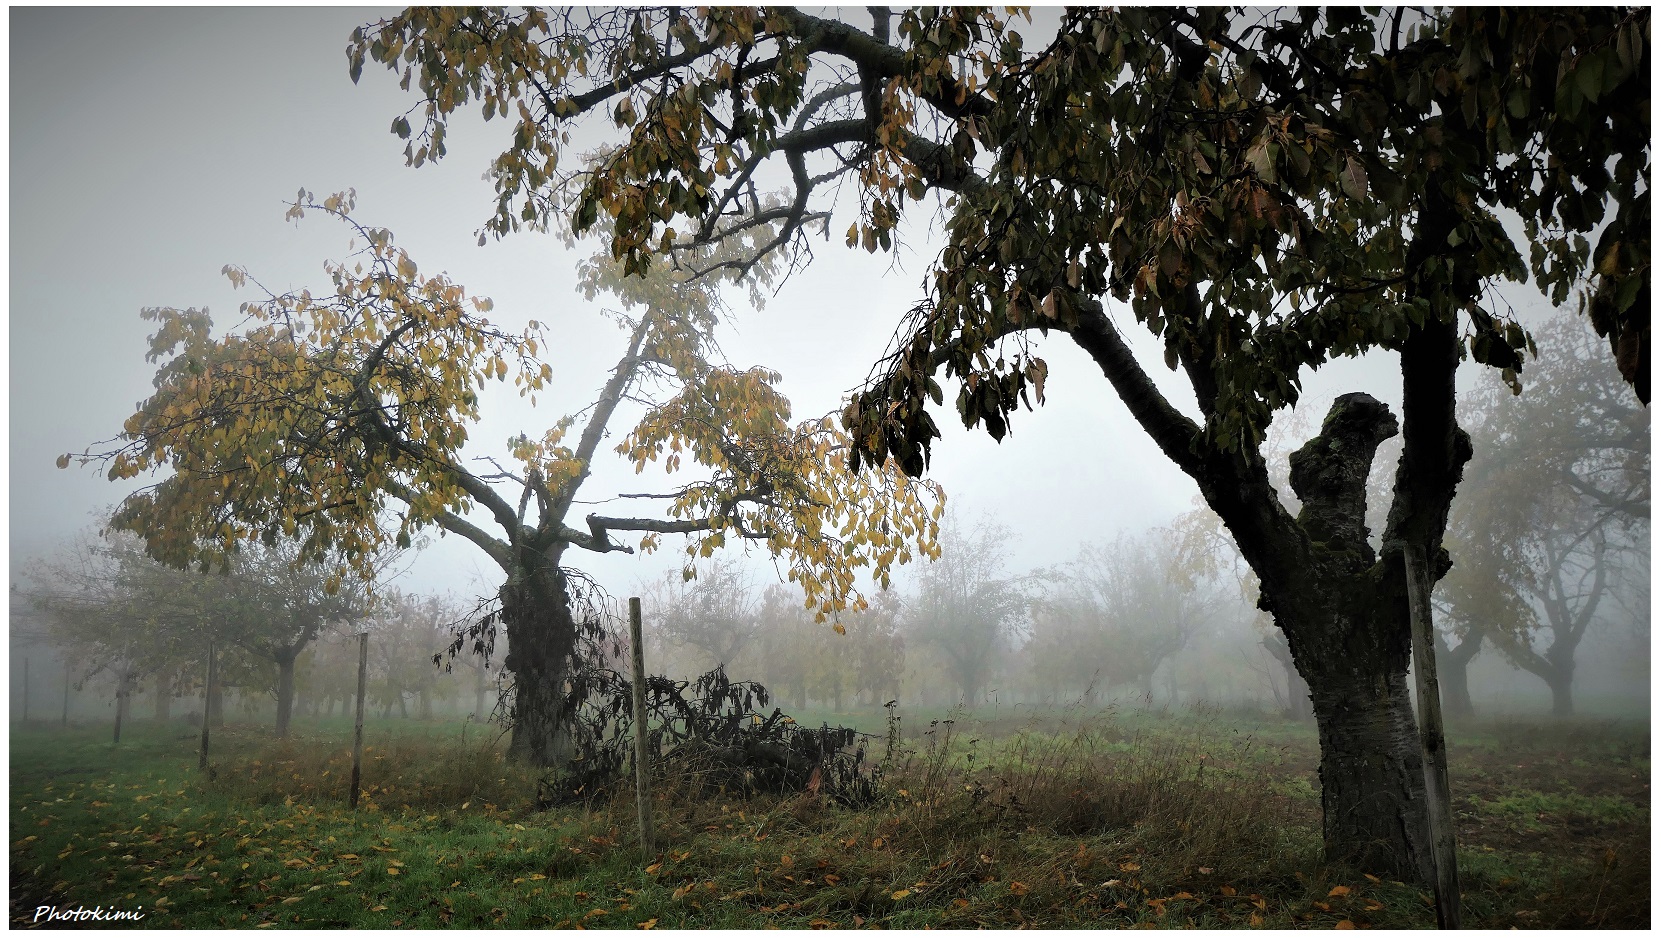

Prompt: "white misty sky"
[8,8,1560,610]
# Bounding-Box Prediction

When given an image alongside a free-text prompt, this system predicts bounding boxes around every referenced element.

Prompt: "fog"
[9,8,1650,728]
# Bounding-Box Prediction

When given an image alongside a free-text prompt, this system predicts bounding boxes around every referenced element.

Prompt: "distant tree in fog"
[1027,528,1212,705]
[907,513,1027,708]
[1446,316,1650,717]
[645,558,762,672]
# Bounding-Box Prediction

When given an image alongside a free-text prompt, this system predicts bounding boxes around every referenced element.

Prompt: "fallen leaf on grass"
[1336,920,1356,929]
[1119,861,1141,872]
[1328,886,1351,898]
[1009,882,1029,896]
[891,889,911,901]
[637,919,656,930]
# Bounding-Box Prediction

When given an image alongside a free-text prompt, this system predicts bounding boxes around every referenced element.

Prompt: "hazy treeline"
[12,534,502,734]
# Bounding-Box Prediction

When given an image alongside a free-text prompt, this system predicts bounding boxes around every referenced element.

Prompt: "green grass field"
[9,705,1649,928]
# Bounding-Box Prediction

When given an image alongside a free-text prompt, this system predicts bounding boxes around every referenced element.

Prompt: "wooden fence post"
[199,642,216,772]
[629,597,654,858]
[349,632,368,809]
[1404,545,1461,929]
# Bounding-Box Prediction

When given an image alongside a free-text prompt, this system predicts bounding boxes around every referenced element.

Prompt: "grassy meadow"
[9,704,1649,929]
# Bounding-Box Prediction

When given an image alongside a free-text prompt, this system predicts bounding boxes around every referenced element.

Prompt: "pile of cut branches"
[436,574,878,809]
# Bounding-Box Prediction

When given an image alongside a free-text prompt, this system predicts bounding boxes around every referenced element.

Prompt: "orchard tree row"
[15,536,501,736]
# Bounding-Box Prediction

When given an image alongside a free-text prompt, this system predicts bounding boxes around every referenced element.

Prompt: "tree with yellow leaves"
[68,190,941,765]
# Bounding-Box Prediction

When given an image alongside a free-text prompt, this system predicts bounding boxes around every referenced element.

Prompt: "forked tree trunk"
[501,560,582,766]
[1252,391,1455,885]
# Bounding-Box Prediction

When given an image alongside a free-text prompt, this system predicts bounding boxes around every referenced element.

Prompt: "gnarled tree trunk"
[500,559,582,767]
[1249,390,1460,885]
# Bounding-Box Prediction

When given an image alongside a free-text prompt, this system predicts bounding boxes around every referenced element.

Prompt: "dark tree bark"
[274,651,299,739]
[500,558,582,766]
[113,667,137,743]
[207,682,224,728]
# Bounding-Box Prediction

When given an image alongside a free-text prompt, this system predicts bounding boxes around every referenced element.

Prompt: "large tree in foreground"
[69,194,940,766]
[342,6,1648,877]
